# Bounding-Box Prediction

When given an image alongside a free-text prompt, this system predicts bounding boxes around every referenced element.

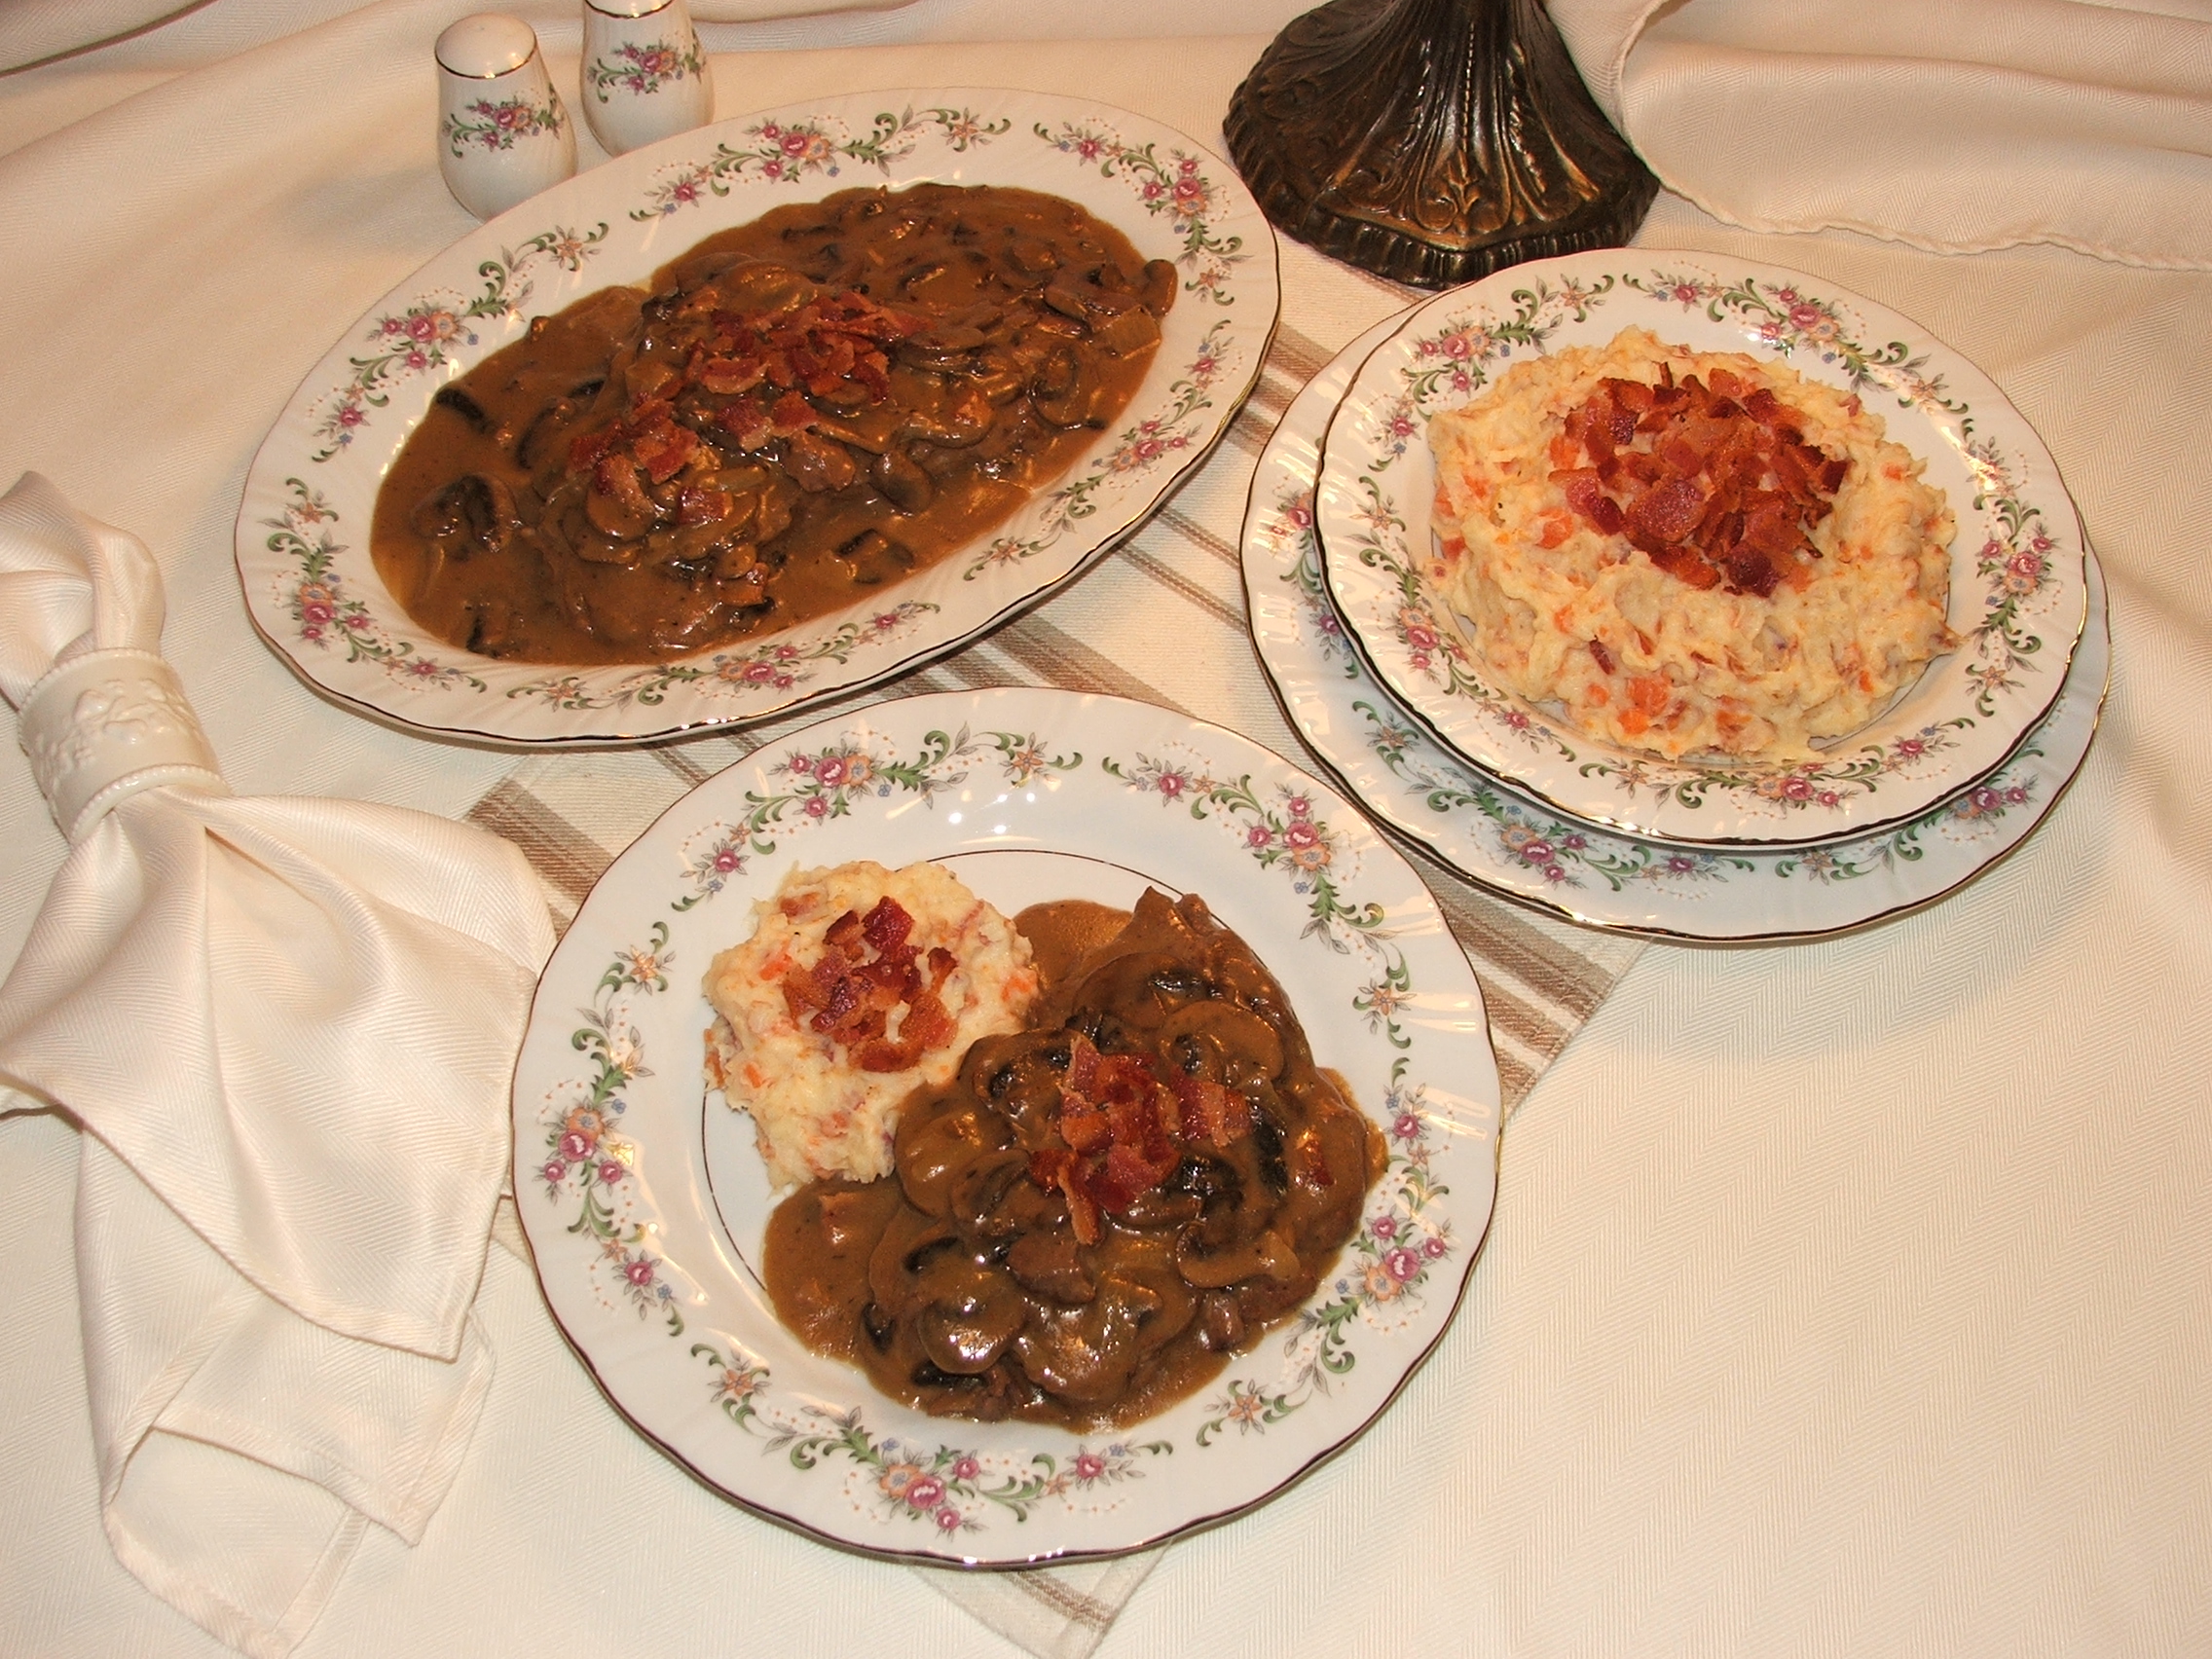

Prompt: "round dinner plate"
[511,687,1499,1564]
[1248,314,2110,943]
[237,90,1276,746]
[1315,252,2087,847]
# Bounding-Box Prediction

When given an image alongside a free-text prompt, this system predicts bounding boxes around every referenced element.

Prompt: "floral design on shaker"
[586,38,706,103]
[444,92,567,156]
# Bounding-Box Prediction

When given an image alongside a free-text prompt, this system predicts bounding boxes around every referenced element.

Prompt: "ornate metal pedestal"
[1225,0,1658,288]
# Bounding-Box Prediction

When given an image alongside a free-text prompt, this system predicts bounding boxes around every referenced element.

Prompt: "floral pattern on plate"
[512,687,1498,1561]
[1245,311,2110,941]
[1315,253,2088,846]
[238,92,1276,746]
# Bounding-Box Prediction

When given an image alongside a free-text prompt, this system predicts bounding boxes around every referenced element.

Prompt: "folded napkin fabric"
[0,472,554,1658]
[1553,0,2212,269]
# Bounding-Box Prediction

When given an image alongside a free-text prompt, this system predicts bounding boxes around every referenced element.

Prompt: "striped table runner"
[474,240,1646,1659]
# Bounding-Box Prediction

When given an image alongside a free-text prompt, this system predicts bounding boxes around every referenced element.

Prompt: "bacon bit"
[779,899,963,1074]
[1550,368,1852,596]
[1173,1073,1252,1150]
[678,485,732,527]
[1025,1032,1186,1228]
[1588,638,1616,675]
[769,391,818,435]
[694,352,766,395]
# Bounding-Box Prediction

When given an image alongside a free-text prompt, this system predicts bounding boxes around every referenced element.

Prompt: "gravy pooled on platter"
[371,184,1174,664]
[762,889,1385,1432]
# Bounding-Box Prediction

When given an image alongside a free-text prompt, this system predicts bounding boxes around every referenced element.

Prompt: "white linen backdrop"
[0,2,2207,1657]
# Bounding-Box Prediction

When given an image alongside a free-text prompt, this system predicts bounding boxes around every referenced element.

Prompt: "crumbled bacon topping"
[779,897,958,1073]
[1551,364,1851,598]
[1024,1031,1248,1244]
[571,285,927,501]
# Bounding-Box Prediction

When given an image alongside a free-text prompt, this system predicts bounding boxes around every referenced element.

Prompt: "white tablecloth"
[2,3,2207,1655]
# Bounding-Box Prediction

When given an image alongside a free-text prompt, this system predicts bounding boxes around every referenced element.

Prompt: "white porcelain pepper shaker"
[435,14,576,220]
[579,0,713,157]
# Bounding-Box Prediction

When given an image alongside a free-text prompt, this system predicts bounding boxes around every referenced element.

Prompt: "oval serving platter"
[1316,252,2086,847]
[510,686,1499,1563]
[238,91,1276,746]
[1247,311,2110,942]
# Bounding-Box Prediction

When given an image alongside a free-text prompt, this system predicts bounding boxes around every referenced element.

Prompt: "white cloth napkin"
[0,472,554,1658]
[1553,0,2212,269]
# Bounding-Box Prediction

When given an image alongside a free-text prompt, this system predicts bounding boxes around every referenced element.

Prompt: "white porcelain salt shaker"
[435,14,577,220]
[579,0,713,157]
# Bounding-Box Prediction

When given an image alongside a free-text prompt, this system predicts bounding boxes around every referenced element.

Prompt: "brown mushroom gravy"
[370,184,1173,664]
[762,890,1385,1431]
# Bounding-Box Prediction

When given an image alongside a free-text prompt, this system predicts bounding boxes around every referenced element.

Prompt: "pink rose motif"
[302,624,323,642]
[741,661,776,682]
[1818,791,1840,807]
[1405,622,1438,651]
[1389,415,1417,438]
[559,1130,592,1161]
[1286,795,1310,819]
[623,1258,655,1287]
[1247,826,1272,847]
[1443,333,1470,360]
[598,1160,624,1184]
[541,1159,567,1184]
[1178,156,1198,175]
[1782,775,1813,801]
[1501,709,1531,730]
[1787,302,1825,330]
[758,122,782,139]
[1285,503,1313,530]
[1073,1453,1106,1482]
[781,132,811,156]
[1666,854,1697,874]
[1383,1247,1420,1282]
[872,611,900,631]
[1142,180,1164,201]
[786,753,814,775]
[713,847,741,873]
[1972,788,2001,811]
[1155,772,1186,799]
[934,1506,963,1532]
[404,350,428,370]
[815,756,848,787]
[803,796,829,818]
[1896,737,1926,758]
[1421,1236,1448,1260]
[1371,1216,1397,1240]
[1391,1112,1421,1141]
[1516,838,1554,865]
[336,405,365,429]
[301,599,334,625]
[2005,786,2027,804]
[1563,833,1587,850]
[1076,137,1102,160]
[904,1476,944,1509]
[1543,864,1567,882]
[1775,286,1799,303]
[1670,283,1699,304]
[1284,821,1319,850]
[763,160,784,179]
[672,179,700,203]
[950,1456,980,1482]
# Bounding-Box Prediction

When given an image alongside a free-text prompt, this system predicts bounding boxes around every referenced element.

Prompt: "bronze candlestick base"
[1225,0,1658,289]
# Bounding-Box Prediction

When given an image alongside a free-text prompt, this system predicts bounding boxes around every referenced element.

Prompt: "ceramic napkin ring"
[19,649,225,843]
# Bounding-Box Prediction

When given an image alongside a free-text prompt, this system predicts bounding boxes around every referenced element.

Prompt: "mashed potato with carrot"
[1428,327,1956,760]
[703,860,1038,1188]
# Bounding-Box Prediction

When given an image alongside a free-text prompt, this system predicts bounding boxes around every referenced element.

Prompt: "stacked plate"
[1242,253,2106,942]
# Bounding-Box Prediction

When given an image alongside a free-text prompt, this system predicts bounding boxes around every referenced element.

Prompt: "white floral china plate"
[511,687,1499,1563]
[1315,252,2086,847]
[238,91,1275,746]
[1252,313,2109,943]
